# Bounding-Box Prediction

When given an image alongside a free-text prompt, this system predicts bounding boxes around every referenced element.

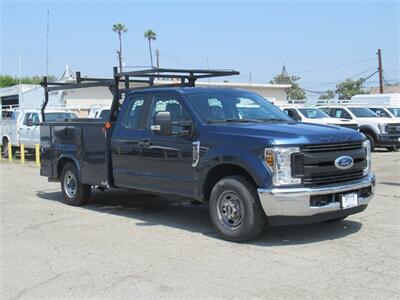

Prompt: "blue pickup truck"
[40,68,375,242]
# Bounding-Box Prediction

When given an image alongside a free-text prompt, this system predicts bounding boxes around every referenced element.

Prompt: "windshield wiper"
[208,119,263,124]
[259,118,288,122]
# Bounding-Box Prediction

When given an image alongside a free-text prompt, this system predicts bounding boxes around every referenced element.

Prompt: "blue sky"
[1,0,399,97]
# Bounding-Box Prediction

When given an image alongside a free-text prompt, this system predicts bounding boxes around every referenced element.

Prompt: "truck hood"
[355,117,399,125]
[305,118,357,125]
[212,122,363,146]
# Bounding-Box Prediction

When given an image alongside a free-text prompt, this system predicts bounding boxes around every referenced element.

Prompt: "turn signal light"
[104,122,112,129]
[265,150,274,168]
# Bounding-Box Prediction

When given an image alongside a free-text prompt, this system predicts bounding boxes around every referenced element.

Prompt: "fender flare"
[1,134,11,145]
[358,124,379,142]
[56,154,81,178]
[196,153,270,201]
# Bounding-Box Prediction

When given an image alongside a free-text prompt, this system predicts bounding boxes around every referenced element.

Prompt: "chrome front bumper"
[257,174,375,219]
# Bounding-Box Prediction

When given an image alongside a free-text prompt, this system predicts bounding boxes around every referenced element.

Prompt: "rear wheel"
[209,175,266,242]
[60,163,91,206]
[2,139,15,158]
[365,134,375,151]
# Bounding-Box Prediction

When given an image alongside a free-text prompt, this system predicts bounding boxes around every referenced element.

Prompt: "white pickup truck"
[319,105,400,151]
[366,106,400,120]
[1,109,78,157]
[280,106,359,130]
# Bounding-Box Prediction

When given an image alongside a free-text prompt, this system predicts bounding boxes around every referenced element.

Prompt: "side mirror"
[27,120,34,126]
[152,111,172,136]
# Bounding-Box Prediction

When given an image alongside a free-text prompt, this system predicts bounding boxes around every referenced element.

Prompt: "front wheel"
[365,134,376,151]
[387,146,399,152]
[209,176,266,242]
[60,163,91,206]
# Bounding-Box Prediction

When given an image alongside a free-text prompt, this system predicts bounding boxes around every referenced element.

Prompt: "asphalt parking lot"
[1,152,399,299]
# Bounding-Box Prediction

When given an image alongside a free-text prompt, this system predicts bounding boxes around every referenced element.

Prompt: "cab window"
[122,97,145,129]
[149,95,190,132]
[335,108,352,119]
[369,108,390,118]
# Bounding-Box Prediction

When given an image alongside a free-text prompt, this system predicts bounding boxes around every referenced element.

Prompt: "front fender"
[195,145,271,199]
[359,124,380,139]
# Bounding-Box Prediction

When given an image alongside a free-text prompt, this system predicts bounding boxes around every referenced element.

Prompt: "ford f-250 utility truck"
[39,68,375,242]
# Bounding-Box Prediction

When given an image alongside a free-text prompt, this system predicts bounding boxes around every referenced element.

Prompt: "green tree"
[319,90,335,100]
[112,23,128,72]
[144,29,157,68]
[335,78,366,100]
[0,75,17,87]
[0,75,57,87]
[270,74,306,100]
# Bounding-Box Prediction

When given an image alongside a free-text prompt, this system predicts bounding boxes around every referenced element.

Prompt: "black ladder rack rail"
[41,67,239,122]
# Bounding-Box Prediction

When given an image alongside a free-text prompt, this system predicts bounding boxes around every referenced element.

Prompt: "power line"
[290,58,375,75]
[302,67,376,89]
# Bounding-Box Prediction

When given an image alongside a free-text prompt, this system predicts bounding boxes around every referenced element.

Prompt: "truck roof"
[126,86,260,96]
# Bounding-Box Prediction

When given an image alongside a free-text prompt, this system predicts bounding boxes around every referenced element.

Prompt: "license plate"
[341,193,358,209]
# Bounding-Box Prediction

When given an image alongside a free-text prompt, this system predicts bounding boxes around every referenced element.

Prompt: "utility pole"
[377,49,384,94]
[46,10,49,76]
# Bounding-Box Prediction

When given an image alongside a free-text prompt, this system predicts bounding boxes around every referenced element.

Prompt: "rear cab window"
[122,97,146,129]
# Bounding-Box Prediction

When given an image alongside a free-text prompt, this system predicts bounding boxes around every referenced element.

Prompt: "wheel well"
[203,164,257,202]
[359,127,378,142]
[2,136,9,145]
[57,157,76,178]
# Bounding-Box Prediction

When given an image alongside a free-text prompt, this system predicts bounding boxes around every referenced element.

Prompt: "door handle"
[139,140,150,148]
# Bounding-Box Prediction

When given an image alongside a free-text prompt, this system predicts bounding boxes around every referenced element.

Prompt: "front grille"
[388,123,400,134]
[302,142,363,153]
[293,142,367,186]
[303,170,364,185]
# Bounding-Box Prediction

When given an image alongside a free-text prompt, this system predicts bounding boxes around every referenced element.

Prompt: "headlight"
[264,147,301,186]
[378,123,388,134]
[362,139,371,176]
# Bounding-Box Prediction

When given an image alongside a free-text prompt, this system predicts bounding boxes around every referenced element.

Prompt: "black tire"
[209,175,266,242]
[365,134,375,151]
[386,146,398,152]
[2,139,15,158]
[60,163,91,206]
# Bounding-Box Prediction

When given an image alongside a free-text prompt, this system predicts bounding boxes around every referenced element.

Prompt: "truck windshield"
[186,91,291,123]
[348,107,378,118]
[388,107,400,117]
[45,112,78,121]
[298,108,329,119]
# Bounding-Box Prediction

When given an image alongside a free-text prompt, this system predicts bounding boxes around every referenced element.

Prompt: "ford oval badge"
[334,155,354,170]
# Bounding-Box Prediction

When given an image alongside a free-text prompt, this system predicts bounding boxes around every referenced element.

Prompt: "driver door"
[19,112,39,148]
[139,93,195,197]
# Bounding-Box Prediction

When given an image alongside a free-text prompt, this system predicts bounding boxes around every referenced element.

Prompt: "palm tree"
[112,23,128,72]
[144,29,156,68]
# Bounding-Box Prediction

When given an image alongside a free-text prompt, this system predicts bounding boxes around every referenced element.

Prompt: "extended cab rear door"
[111,94,150,188]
